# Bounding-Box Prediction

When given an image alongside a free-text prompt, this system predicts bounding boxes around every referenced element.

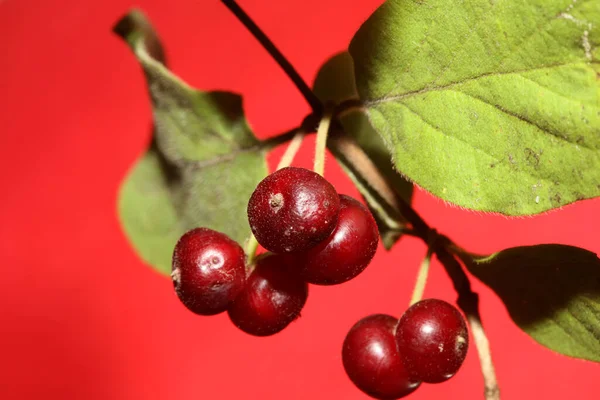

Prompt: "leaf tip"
[113,9,166,64]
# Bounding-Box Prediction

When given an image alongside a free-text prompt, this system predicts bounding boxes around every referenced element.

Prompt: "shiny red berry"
[296,195,378,285]
[343,314,420,399]
[247,167,340,253]
[395,299,469,383]
[171,228,246,316]
[228,253,308,336]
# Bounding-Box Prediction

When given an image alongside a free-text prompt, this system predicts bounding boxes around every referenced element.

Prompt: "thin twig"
[220,0,323,114]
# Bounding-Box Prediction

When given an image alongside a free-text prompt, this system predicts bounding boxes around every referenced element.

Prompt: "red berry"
[343,314,420,399]
[296,195,378,285]
[395,299,469,383]
[247,167,340,253]
[171,228,246,316]
[228,253,308,336]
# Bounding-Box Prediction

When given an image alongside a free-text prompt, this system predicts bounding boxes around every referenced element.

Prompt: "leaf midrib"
[364,61,597,106]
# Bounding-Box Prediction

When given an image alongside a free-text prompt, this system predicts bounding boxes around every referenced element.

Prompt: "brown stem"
[328,133,399,211]
[327,132,500,400]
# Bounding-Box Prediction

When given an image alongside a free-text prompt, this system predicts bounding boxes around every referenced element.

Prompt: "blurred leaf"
[114,10,267,275]
[313,52,413,249]
[350,0,600,215]
[465,244,600,362]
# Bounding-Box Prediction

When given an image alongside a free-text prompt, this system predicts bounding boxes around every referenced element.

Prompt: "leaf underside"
[115,10,267,275]
[465,244,600,362]
[350,0,600,216]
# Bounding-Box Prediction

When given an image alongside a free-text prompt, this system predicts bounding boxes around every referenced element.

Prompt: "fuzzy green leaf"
[465,244,600,362]
[114,10,267,275]
[313,52,414,249]
[350,0,600,215]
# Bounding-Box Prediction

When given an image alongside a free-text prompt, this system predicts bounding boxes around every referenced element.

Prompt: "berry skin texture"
[395,299,469,383]
[171,228,246,316]
[342,314,420,400]
[247,166,340,253]
[228,253,308,336]
[296,194,379,285]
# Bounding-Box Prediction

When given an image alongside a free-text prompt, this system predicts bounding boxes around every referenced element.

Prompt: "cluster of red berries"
[171,166,378,336]
[343,299,469,399]
[170,166,469,398]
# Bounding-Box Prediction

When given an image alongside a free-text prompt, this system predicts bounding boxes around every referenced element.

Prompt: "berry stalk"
[313,107,333,176]
[277,130,305,170]
[409,247,433,306]
[220,0,323,115]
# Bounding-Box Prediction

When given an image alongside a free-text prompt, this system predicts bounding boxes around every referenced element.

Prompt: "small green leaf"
[114,10,267,275]
[465,244,600,362]
[313,52,413,249]
[350,0,600,215]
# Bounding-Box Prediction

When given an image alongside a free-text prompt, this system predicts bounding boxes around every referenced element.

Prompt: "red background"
[0,0,598,399]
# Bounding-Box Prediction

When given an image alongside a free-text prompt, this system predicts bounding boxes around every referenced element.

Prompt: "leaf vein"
[365,62,591,106]
[396,102,503,165]
[449,89,596,151]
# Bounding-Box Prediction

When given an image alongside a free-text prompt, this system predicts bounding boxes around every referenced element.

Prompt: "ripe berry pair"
[247,166,379,285]
[171,228,309,336]
[343,299,469,399]
[171,166,379,336]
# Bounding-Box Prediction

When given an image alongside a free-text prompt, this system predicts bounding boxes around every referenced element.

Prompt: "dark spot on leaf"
[550,193,562,205]
[490,163,496,168]
[524,148,540,168]
[575,192,585,201]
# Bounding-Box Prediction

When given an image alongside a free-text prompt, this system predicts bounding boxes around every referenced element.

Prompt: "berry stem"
[430,245,500,400]
[277,130,305,170]
[469,309,501,400]
[313,107,333,176]
[244,235,260,266]
[327,133,500,400]
[245,129,306,266]
[409,246,433,306]
[220,0,323,115]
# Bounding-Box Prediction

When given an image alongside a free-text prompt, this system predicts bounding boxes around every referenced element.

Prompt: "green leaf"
[465,244,600,362]
[313,52,414,249]
[114,10,267,275]
[350,0,600,216]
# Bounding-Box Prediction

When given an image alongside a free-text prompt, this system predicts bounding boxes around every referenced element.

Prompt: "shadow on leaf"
[464,244,600,362]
